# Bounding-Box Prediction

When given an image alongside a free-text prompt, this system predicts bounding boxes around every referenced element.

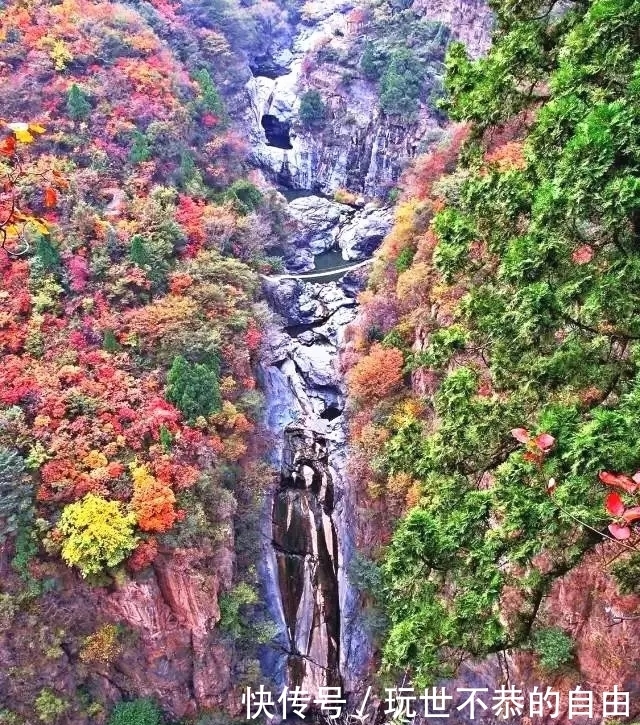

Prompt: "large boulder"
[262,278,355,325]
[287,195,353,254]
[337,204,393,260]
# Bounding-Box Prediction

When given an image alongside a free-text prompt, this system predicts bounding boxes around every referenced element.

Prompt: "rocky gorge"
[245,0,492,710]
[85,0,495,715]
[1,0,499,719]
[242,0,492,197]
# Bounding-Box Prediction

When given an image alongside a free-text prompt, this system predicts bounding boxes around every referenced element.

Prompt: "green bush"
[360,41,387,81]
[66,83,91,120]
[218,582,258,637]
[193,68,225,116]
[225,179,263,215]
[298,90,327,129]
[379,48,424,117]
[532,628,574,672]
[395,247,415,273]
[108,699,163,725]
[166,355,222,422]
[0,448,30,543]
[611,552,640,595]
[34,689,68,723]
[130,130,152,164]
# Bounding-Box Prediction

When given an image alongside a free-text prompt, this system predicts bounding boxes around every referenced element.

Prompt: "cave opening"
[262,114,293,150]
[320,405,342,422]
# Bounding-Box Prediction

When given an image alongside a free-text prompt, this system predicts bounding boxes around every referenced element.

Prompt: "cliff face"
[243,0,493,198]
[413,0,493,57]
[102,544,235,718]
[442,541,640,724]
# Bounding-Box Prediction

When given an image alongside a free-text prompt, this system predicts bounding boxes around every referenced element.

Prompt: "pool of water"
[304,249,346,274]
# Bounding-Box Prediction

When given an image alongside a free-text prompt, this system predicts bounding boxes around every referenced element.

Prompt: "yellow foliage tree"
[50,39,74,71]
[58,494,138,577]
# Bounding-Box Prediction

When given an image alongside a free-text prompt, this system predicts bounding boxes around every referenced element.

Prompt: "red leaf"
[511,428,530,444]
[44,187,57,208]
[599,471,619,486]
[533,433,555,451]
[608,522,632,540]
[571,245,594,265]
[616,475,638,493]
[599,471,639,494]
[0,135,16,157]
[605,492,625,517]
[632,471,640,485]
[623,506,640,524]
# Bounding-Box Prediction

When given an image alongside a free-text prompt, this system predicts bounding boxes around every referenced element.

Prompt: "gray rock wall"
[241,0,492,197]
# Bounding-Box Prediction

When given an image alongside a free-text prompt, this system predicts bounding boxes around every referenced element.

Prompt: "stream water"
[258,230,369,704]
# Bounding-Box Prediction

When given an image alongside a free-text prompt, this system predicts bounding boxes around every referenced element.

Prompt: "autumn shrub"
[0,709,20,725]
[126,538,158,572]
[347,343,404,402]
[34,689,68,723]
[130,463,178,533]
[0,594,17,632]
[79,624,122,664]
[333,188,360,206]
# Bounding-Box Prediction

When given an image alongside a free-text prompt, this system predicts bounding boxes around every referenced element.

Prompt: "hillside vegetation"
[0,0,298,722]
[344,0,640,686]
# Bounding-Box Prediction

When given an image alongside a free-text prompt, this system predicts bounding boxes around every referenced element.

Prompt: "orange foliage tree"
[347,343,405,402]
[129,462,179,533]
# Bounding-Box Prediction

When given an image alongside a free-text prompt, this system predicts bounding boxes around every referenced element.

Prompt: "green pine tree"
[379,48,424,117]
[225,179,263,215]
[34,235,60,271]
[0,448,31,543]
[298,90,327,129]
[130,130,152,164]
[108,698,163,725]
[102,329,119,353]
[193,68,225,116]
[179,150,196,185]
[166,355,222,422]
[360,41,386,81]
[66,83,91,120]
[129,234,151,268]
[159,425,173,451]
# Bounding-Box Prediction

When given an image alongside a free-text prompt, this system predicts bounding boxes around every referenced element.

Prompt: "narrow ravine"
[273,427,341,690]
[242,0,466,703]
[258,264,369,699]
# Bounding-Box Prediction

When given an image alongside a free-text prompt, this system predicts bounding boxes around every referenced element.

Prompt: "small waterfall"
[258,273,372,703]
[273,427,341,690]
